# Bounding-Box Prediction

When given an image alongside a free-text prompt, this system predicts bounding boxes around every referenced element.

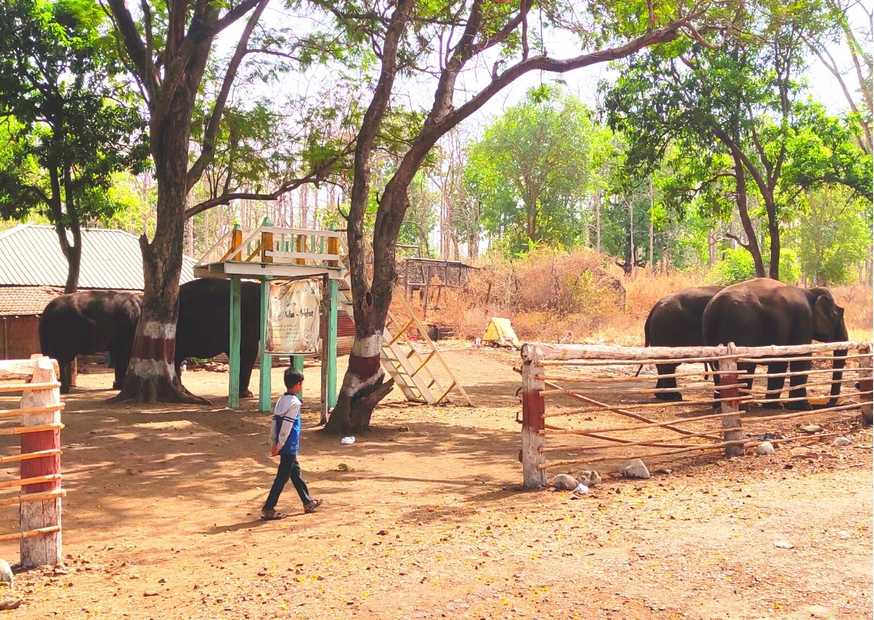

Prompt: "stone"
[800,424,823,434]
[576,470,602,487]
[552,474,578,491]
[774,540,794,549]
[143,590,159,597]
[619,459,650,480]
[832,436,852,447]
[337,463,350,472]
[755,441,775,456]
[0,560,13,590]
[790,446,817,459]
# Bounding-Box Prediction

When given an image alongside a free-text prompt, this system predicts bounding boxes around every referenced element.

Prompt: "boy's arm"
[275,398,300,450]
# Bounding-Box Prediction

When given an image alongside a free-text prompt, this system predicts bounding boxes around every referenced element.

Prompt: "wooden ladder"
[336,273,471,406]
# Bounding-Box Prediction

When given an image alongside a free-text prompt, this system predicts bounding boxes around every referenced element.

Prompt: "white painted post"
[20,356,62,567]
[521,347,547,489]
[719,343,744,457]
[859,344,872,427]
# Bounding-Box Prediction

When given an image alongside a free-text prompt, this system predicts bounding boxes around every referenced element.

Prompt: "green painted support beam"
[228,276,242,408]
[326,278,339,410]
[292,354,304,373]
[258,276,272,413]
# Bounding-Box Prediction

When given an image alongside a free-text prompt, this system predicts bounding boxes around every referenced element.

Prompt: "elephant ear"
[813,293,835,338]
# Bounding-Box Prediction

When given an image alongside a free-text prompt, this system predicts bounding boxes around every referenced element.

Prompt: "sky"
[247,0,868,142]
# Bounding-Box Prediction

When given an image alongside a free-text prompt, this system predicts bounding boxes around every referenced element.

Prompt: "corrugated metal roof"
[0,224,195,289]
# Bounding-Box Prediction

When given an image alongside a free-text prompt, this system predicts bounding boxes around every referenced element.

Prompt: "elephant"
[640,286,723,401]
[39,291,142,393]
[702,278,848,410]
[176,278,261,397]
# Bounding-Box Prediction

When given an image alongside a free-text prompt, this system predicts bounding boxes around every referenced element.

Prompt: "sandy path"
[0,347,869,619]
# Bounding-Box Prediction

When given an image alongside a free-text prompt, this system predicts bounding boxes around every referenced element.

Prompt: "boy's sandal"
[304,499,322,514]
[260,510,288,521]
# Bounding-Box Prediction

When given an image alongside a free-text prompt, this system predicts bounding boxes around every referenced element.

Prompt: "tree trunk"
[594,191,601,253]
[732,157,766,277]
[763,191,780,280]
[115,91,204,404]
[63,230,81,295]
[526,199,536,241]
[648,177,654,268]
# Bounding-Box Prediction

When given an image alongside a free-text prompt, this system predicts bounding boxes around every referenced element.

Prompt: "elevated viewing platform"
[194,223,346,281]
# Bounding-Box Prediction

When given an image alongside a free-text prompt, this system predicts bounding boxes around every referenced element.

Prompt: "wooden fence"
[0,356,64,567]
[520,341,873,489]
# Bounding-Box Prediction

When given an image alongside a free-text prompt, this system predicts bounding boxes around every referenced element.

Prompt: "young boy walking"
[261,368,321,520]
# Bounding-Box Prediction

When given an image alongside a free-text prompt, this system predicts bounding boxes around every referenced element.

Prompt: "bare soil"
[0,346,870,619]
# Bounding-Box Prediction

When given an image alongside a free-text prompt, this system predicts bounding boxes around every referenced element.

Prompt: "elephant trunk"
[825,348,847,408]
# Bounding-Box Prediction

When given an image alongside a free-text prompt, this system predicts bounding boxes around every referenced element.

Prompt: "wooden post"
[521,348,547,489]
[261,217,274,264]
[228,277,242,409]
[229,223,242,260]
[258,277,272,413]
[859,344,872,427]
[295,235,306,265]
[326,278,338,412]
[20,355,62,568]
[719,343,744,457]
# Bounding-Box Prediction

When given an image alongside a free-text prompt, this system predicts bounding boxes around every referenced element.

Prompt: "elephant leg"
[112,348,131,390]
[786,358,812,410]
[765,362,787,402]
[239,347,257,398]
[59,359,73,394]
[654,363,681,401]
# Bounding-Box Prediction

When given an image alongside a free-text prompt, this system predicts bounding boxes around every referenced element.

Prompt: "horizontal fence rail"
[0,356,64,567]
[519,341,873,489]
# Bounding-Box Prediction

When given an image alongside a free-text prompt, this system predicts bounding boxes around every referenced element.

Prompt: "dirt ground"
[0,346,871,619]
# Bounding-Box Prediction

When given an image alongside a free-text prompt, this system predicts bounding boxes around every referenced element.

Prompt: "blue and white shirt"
[270,394,302,456]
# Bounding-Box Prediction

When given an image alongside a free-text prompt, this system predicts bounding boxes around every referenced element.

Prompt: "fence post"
[20,355,62,568]
[228,276,242,409]
[860,344,872,427]
[521,347,546,489]
[719,343,744,457]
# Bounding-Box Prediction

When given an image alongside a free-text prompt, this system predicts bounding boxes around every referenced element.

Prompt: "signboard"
[267,279,322,354]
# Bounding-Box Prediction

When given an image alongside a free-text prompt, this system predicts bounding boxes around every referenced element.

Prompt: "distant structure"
[0,224,196,359]
[401,257,477,317]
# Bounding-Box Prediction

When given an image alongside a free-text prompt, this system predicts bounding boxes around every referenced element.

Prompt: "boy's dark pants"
[264,453,311,510]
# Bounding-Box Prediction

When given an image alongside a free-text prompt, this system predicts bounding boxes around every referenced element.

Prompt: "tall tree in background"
[320,0,711,434]
[465,85,593,254]
[604,0,868,279]
[0,0,147,292]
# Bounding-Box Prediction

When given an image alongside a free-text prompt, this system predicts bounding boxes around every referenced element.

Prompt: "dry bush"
[622,269,707,322]
[832,283,873,340]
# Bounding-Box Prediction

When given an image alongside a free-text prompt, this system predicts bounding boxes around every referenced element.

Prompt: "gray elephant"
[39,291,142,393]
[702,278,848,410]
[641,286,722,401]
[176,278,261,397]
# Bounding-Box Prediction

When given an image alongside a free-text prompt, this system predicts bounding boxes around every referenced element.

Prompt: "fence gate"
[520,342,873,489]
[0,356,64,567]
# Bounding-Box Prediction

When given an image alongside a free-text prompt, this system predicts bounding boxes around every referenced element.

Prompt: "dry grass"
[421,250,872,346]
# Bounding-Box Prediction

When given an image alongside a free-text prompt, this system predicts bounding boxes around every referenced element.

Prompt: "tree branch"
[105,0,156,99]
[186,0,269,190]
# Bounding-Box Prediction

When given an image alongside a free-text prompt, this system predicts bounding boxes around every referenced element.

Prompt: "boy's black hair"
[284,368,304,389]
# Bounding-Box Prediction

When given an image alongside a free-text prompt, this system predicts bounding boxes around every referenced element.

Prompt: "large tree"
[320,0,713,434]
[604,0,867,279]
[104,0,349,401]
[465,84,593,255]
[0,0,147,292]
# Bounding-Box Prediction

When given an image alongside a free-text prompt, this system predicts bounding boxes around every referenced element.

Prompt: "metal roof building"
[0,224,196,359]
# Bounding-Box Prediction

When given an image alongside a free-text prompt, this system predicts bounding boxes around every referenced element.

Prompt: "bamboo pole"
[0,403,65,419]
[541,369,727,383]
[543,379,723,439]
[0,449,61,465]
[736,353,872,364]
[0,525,61,543]
[0,489,66,508]
[747,390,872,406]
[540,382,746,395]
[0,382,61,394]
[0,423,64,436]
[545,425,736,446]
[0,473,62,490]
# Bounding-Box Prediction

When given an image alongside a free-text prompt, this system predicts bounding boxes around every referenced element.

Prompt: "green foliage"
[465,85,593,255]
[0,0,147,230]
[709,246,801,285]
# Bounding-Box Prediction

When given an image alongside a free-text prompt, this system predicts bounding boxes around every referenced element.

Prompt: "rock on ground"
[832,436,852,447]
[800,424,823,434]
[552,473,578,491]
[576,470,602,487]
[755,442,775,456]
[620,459,650,480]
